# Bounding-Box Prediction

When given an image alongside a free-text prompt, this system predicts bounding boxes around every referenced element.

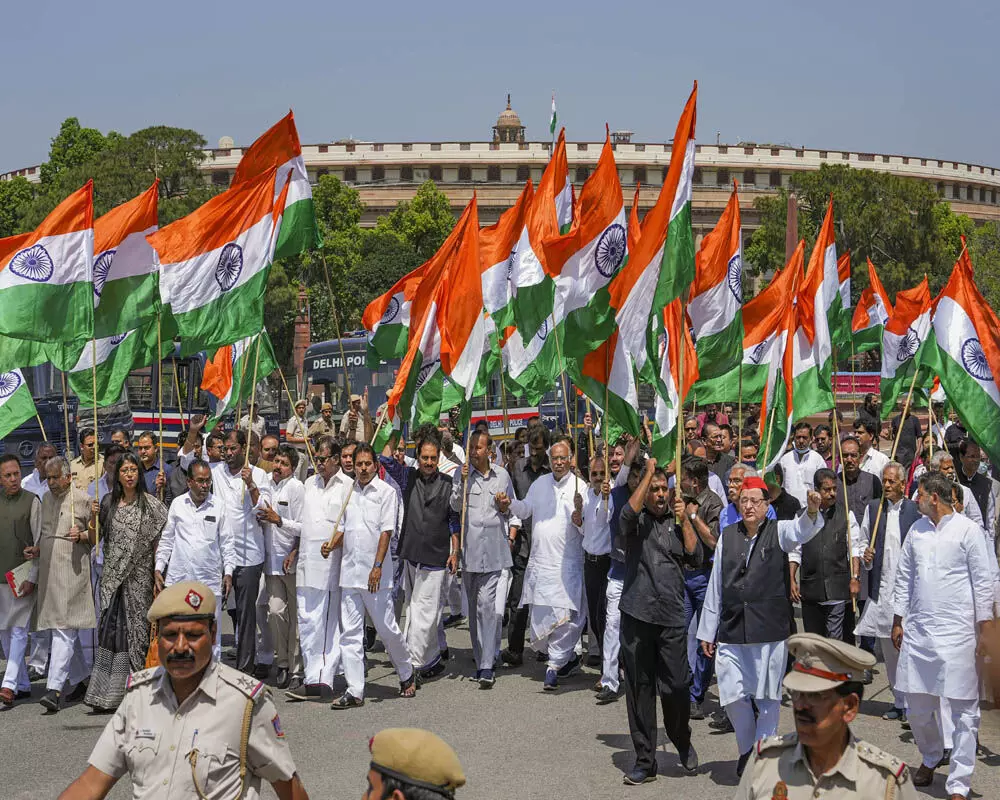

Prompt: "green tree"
[374,180,456,259]
[967,221,1000,312]
[0,177,33,237]
[39,118,110,185]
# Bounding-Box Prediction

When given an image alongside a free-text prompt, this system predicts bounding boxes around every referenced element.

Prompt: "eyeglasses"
[739,497,767,508]
[314,455,332,464]
[118,466,139,476]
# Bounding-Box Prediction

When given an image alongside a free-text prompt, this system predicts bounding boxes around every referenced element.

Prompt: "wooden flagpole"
[549,313,572,434]
[156,314,165,501]
[91,339,100,548]
[60,371,74,518]
[35,413,47,441]
[675,297,687,522]
[276,364,318,476]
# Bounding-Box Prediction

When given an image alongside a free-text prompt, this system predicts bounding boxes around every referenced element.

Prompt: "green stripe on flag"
[653,203,695,310]
[694,314,743,382]
[175,269,271,356]
[274,198,322,261]
[0,371,36,440]
[94,273,160,340]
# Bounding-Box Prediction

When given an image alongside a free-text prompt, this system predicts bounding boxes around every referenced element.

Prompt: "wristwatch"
[688,512,697,521]
[374,560,383,568]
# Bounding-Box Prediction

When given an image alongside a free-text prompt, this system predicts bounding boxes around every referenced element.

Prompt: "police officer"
[364,728,466,799]
[735,633,915,799]
[58,581,309,800]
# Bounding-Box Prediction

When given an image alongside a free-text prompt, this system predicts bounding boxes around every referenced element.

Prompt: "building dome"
[493,94,525,144]
[218,135,235,148]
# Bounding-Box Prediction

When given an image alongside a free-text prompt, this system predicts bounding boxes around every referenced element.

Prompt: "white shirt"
[859,447,890,480]
[581,487,614,556]
[893,512,995,699]
[263,475,304,575]
[509,472,585,611]
[21,469,48,499]
[778,449,827,505]
[238,414,266,440]
[155,492,234,594]
[296,471,351,590]
[209,462,271,567]
[338,477,399,591]
[856,499,906,638]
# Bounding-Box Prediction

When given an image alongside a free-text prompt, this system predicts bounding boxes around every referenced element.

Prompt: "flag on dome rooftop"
[0,182,94,344]
[232,111,321,260]
[151,169,289,355]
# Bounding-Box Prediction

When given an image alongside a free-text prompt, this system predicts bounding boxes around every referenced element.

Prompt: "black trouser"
[584,554,611,656]
[506,548,530,654]
[620,612,691,773]
[233,562,264,674]
[801,600,847,642]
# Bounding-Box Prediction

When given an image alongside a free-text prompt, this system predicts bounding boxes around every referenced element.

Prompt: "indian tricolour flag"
[93,181,159,339]
[758,243,804,471]
[0,370,37,440]
[543,131,627,363]
[880,277,937,417]
[67,321,171,407]
[833,252,852,349]
[201,330,279,431]
[480,180,533,332]
[232,111,321,260]
[363,263,427,368]
[792,198,838,420]
[689,181,741,381]
[383,196,484,434]
[651,298,698,462]
[852,258,892,354]
[0,181,94,344]
[152,169,289,355]
[509,128,570,342]
[693,254,799,405]
[933,251,1000,466]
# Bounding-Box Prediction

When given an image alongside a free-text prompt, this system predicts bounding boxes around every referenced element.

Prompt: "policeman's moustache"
[166,651,196,663]
[794,710,816,724]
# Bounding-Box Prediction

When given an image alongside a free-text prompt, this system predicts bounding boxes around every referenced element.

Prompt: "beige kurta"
[35,486,96,631]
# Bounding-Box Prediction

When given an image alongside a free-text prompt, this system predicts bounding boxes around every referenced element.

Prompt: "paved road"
[4,621,1000,799]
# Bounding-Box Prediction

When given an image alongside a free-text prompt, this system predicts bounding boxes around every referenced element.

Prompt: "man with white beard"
[892,470,995,799]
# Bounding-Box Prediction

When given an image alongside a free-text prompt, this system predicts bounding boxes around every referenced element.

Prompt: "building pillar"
[293,287,310,397]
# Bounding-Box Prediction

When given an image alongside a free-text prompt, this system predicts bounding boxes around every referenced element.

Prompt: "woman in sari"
[84,452,167,711]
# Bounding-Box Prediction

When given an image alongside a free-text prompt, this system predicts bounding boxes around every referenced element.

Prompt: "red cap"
[740,476,768,494]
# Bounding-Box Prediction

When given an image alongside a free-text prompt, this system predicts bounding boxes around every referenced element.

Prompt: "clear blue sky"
[2,1,998,173]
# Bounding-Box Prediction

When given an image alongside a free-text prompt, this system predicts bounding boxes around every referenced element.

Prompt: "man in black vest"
[394,427,460,681]
[798,469,862,644]
[697,476,824,776]
[958,439,995,539]
[856,461,921,724]
[0,454,42,706]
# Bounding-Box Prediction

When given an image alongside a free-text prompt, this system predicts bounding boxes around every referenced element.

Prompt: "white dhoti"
[403,563,447,670]
[528,605,585,671]
[600,577,623,692]
[296,586,342,688]
[1,627,30,693]
[908,693,979,798]
[46,629,93,693]
[341,588,413,699]
[717,641,787,755]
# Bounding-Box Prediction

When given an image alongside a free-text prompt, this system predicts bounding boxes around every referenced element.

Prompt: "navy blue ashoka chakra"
[9,244,54,283]
[594,224,627,278]
[727,253,743,302]
[416,359,439,389]
[0,371,23,399]
[215,243,244,292]
[93,249,116,298]
[109,333,128,346]
[749,340,769,365]
[536,319,549,341]
[380,296,401,325]
[897,327,921,362]
[961,338,993,381]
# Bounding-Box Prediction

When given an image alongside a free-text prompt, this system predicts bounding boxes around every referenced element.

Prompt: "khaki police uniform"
[734,632,916,799]
[86,581,298,799]
[370,727,466,796]
[70,454,103,494]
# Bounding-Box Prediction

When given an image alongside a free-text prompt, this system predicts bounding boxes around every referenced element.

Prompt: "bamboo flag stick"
[586,398,596,459]
[60,371,74,519]
[320,255,353,405]
[91,339,100,549]
[737,361,744,450]
[928,399,937,463]
[499,369,509,436]
[35,413,47,441]
[240,336,264,504]
[762,397,779,469]
[549,314,572,434]
[173,367,187,428]
[675,298,687,522]
[323,405,389,551]
[276,364,318,476]
[156,315,165,502]
[869,368,922,551]
[602,345,610,511]
[830,397,857,615]
[849,337,859,418]
[459,416,473,550]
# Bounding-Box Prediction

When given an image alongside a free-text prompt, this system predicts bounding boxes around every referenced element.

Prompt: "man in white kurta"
[257,446,305,689]
[777,424,827,505]
[856,461,919,721]
[697,477,825,775]
[331,444,414,706]
[892,471,995,799]
[505,437,587,683]
[286,438,352,699]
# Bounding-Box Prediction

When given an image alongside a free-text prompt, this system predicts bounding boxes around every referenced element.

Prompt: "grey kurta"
[0,492,41,630]
[35,486,95,631]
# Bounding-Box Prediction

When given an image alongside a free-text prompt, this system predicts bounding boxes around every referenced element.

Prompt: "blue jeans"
[683,566,715,704]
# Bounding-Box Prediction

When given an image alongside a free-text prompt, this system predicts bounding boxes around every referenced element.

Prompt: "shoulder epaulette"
[855,740,909,782]
[126,667,161,691]
[217,663,267,700]
[757,733,797,756]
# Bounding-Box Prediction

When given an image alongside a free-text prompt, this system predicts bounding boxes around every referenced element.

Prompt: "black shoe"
[439,647,450,662]
[418,661,446,682]
[330,692,364,709]
[39,690,61,712]
[595,687,620,705]
[275,668,290,689]
[27,667,44,682]
[678,743,699,773]
[442,614,465,629]
[253,664,271,680]
[285,683,323,702]
[709,713,734,733]
[937,749,951,768]
[535,650,548,663]
[65,681,88,702]
[689,701,705,720]
[363,626,377,651]
[478,669,496,689]
[736,749,752,778]
[861,668,873,685]
[15,690,32,700]
[586,654,602,668]
[500,649,523,667]
[882,707,906,722]
[623,767,656,785]
[556,654,580,678]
